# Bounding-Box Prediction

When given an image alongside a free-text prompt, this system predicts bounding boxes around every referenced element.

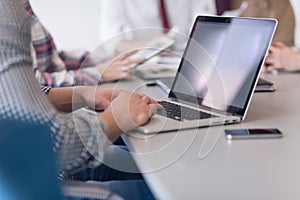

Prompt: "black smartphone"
[225,128,282,140]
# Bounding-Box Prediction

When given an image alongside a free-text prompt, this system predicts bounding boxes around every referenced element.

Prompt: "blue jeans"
[88,180,155,200]
[71,146,155,200]
[63,180,155,200]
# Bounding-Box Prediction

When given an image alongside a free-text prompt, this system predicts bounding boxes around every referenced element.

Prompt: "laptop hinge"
[168,97,237,117]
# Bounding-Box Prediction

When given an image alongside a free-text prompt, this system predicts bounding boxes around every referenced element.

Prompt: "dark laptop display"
[170,16,277,118]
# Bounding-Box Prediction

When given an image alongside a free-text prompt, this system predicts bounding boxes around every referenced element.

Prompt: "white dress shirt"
[290,0,300,47]
[99,0,216,42]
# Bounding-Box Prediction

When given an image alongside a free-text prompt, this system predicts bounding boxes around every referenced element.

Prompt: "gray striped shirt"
[0,0,108,175]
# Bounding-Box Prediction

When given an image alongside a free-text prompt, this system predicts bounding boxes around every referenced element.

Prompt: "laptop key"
[157,101,218,121]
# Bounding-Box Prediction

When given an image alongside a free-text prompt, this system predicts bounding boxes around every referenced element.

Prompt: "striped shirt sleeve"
[41,85,51,95]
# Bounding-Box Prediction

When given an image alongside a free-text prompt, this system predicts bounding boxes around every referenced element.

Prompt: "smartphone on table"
[225,128,282,140]
[128,36,175,69]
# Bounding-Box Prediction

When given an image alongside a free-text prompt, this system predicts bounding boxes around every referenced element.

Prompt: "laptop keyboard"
[157,101,218,121]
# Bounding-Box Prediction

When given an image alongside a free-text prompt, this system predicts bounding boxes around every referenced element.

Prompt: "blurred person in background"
[230,0,295,46]
[229,0,299,72]
[99,0,217,54]
[25,0,145,87]
[264,42,300,72]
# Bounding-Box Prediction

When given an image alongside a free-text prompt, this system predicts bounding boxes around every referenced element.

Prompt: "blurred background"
[30,0,300,51]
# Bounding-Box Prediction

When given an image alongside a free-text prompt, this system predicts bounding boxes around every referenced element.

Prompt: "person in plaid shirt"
[25,1,144,87]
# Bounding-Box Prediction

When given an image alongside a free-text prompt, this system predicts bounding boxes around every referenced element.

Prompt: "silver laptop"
[136,16,277,134]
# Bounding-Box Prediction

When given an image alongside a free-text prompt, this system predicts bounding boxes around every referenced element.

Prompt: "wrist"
[71,86,93,111]
[97,62,109,83]
[72,86,85,103]
[288,52,300,71]
[98,110,122,142]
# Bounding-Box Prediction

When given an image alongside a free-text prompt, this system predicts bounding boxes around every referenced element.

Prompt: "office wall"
[30,0,101,51]
[29,0,300,49]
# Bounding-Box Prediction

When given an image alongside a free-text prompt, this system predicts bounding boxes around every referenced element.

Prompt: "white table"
[106,73,300,200]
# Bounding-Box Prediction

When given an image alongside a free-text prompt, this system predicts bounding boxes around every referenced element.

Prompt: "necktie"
[216,0,229,15]
[159,0,170,33]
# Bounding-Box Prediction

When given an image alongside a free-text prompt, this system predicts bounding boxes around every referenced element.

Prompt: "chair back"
[0,119,61,200]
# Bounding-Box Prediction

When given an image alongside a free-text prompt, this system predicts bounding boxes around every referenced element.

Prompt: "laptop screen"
[169,16,276,117]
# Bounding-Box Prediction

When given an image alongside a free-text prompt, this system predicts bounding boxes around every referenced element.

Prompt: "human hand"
[264,42,300,72]
[96,52,145,83]
[104,91,162,132]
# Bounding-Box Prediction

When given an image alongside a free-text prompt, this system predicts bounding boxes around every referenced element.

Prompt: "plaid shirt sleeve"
[25,2,102,87]
[59,50,91,70]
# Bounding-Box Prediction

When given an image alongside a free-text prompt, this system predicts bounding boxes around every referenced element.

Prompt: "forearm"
[49,92,124,144]
[38,69,101,87]
[279,50,300,71]
[48,87,125,143]
[294,53,300,70]
[47,87,85,112]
